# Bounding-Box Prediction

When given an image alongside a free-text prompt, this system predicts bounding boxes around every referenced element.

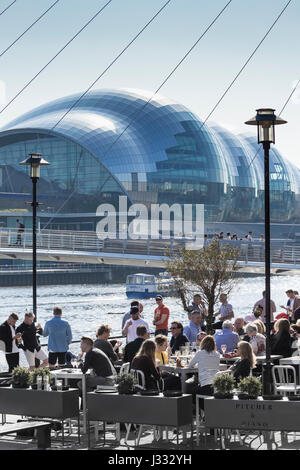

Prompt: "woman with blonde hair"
[228,341,256,383]
[154,334,169,365]
[131,339,161,390]
[253,319,266,335]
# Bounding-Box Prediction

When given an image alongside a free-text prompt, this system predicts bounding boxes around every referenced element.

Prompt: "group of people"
[204,231,265,243]
[1,287,300,402]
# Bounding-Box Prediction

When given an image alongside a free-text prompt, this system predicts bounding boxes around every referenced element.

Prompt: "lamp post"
[19,153,50,322]
[245,109,287,395]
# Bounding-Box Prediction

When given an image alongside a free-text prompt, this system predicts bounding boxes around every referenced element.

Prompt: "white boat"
[125,272,176,299]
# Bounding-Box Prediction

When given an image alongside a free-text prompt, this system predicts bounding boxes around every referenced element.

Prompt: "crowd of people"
[1,287,300,402]
[204,231,265,244]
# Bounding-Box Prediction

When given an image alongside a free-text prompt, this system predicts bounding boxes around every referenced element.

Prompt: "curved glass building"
[0,88,299,229]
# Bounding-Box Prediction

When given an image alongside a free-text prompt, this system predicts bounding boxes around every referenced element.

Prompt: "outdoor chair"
[272,365,300,396]
[119,362,130,375]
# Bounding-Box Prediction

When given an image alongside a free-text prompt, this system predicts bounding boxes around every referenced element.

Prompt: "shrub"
[116,373,136,394]
[213,373,235,395]
[31,368,53,385]
[238,376,262,398]
[12,366,31,388]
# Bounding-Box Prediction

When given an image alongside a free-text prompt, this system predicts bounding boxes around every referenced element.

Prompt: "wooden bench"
[0,421,51,448]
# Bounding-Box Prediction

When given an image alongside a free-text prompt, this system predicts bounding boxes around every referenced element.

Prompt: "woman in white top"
[188,335,220,407]
[245,323,266,356]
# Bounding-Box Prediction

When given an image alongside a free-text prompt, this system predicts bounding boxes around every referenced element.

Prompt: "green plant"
[213,373,235,395]
[12,366,31,388]
[238,376,262,398]
[30,368,53,386]
[116,373,136,394]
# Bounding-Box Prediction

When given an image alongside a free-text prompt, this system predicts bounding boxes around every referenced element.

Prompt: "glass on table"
[36,376,42,391]
[221,344,227,355]
[56,380,63,391]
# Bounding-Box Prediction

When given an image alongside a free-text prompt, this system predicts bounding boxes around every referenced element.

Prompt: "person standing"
[280,289,300,322]
[15,219,24,246]
[43,306,72,368]
[188,294,207,330]
[213,293,234,330]
[122,306,150,343]
[0,313,21,372]
[153,295,169,336]
[16,312,48,370]
[253,290,276,323]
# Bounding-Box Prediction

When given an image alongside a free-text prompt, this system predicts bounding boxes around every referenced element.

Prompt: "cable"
[0,0,60,59]
[201,0,293,127]
[0,0,17,17]
[41,0,232,230]
[0,0,113,114]
[52,0,173,129]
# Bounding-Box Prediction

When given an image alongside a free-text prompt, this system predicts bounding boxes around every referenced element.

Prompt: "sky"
[0,0,299,167]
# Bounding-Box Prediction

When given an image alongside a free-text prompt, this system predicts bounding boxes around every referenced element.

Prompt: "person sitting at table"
[131,339,162,391]
[123,325,149,365]
[169,321,189,354]
[94,324,121,363]
[183,311,203,344]
[290,324,300,356]
[244,323,266,356]
[188,335,220,408]
[253,319,266,335]
[271,318,293,358]
[154,334,170,365]
[214,320,239,354]
[77,336,117,393]
[233,318,245,337]
[227,341,256,383]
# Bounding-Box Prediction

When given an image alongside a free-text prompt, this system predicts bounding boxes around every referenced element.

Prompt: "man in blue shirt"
[43,306,72,368]
[214,320,239,354]
[183,311,203,344]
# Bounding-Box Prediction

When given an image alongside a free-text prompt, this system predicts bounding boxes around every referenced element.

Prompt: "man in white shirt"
[213,293,234,330]
[122,306,150,343]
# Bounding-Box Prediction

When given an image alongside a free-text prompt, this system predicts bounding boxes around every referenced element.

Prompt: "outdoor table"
[159,365,197,393]
[50,368,89,434]
[86,391,193,448]
[0,387,79,445]
[220,355,283,364]
[203,395,300,449]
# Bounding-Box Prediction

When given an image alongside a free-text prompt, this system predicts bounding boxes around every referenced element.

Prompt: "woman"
[154,334,170,365]
[228,341,256,383]
[245,323,266,356]
[188,335,220,402]
[253,319,266,335]
[271,318,293,358]
[131,339,161,390]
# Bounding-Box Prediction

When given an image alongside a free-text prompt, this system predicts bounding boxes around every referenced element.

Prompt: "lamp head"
[245,108,287,144]
[20,153,50,179]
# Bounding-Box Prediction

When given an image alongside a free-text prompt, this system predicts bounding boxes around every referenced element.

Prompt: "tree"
[165,240,240,333]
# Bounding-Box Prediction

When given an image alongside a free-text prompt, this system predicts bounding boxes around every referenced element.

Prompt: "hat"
[155,295,163,300]
[274,312,289,322]
[130,306,139,315]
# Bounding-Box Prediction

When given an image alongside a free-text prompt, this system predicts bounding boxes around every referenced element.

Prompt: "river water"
[0,274,299,371]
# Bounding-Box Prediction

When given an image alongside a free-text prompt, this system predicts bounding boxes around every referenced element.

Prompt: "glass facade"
[0,88,299,225]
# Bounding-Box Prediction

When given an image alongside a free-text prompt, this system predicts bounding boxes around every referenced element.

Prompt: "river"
[0,274,299,371]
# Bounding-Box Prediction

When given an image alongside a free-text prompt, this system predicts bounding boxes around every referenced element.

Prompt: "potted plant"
[31,368,53,390]
[213,373,235,399]
[116,373,136,395]
[11,366,31,389]
[238,376,262,400]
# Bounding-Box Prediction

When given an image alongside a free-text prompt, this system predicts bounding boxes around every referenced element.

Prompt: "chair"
[130,369,146,390]
[272,365,300,396]
[119,362,130,375]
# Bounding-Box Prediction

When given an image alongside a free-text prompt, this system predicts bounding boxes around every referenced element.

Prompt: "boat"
[125,272,177,299]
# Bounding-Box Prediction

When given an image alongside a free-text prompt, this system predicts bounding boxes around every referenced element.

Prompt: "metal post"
[32,177,38,322]
[262,141,273,395]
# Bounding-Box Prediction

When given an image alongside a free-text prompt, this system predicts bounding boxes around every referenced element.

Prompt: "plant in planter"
[31,368,53,390]
[116,373,136,395]
[238,376,262,399]
[12,366,31,389]
[213,373,235,398]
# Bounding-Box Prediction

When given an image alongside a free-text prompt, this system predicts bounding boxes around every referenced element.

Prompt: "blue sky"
[0,0,299,166]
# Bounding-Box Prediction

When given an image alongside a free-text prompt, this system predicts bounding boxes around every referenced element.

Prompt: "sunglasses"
[170,326,178,330]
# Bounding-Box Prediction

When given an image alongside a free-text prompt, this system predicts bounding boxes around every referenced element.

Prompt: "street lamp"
[20,153,50,322]
[245,109,287,395]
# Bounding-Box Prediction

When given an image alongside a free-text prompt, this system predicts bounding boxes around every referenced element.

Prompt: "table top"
[280,356,300,364]
[220,354,282,363]
[50,368,88,379]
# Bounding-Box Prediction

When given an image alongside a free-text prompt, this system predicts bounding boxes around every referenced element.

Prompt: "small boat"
[125,272,176,299]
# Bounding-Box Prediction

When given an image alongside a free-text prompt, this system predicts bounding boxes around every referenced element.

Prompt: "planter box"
[0,387,79,419]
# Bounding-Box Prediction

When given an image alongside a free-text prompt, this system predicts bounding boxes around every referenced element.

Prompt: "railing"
[0,227,300,266]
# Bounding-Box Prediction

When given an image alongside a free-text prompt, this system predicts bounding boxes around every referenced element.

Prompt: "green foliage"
[213,373,235,395]
[31,368,53,385]
[12,366,31,388]
[116,373,136,394]
[165,240,240,333]
[238,376,262,398]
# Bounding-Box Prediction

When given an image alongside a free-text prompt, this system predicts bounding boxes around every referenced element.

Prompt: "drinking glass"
[56,380,63,392]
[37,376,42,391]
[43,376,49,391]
[221,344,227,355]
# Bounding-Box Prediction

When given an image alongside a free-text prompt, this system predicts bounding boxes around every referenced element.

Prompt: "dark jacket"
[0,321,17,353]
[230,358,251,383]
[16,322,42,353]
[170,333,189,354]
[271,332,293,358]
[123,337,144,364]
[93,338,118,363]
[80,348,116,377]
[131,355,161,390]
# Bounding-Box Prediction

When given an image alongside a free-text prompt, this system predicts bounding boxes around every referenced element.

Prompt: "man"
[213,293,234,330]
[153,295,169,336]
[43,306,72,368]
[122,306,149,343]
[253,290,277,323]
[121,300,143,331]
[15,219,24,246]
[169,321,189,354]
[233,317,245,337]
[214,320,239,353]
[94,324,121,363]
[280,289,300,322]
[0,313,21,372]
[188,294,207,330]
[123,325,149,364]
[78,336,116,392]
[183,310,203,344]
[16,312,48,370]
